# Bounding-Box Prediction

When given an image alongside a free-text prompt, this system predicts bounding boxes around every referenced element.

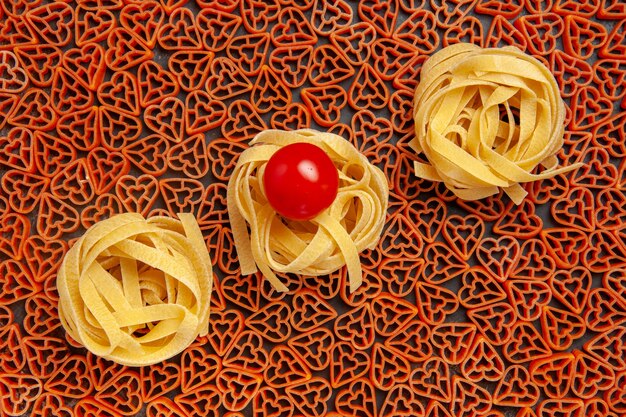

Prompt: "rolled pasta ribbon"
[57,213,213,366]
[411,43,582,204]
[228,129,389,293]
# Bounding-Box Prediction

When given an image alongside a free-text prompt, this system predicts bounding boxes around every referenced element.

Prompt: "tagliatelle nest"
[57,213,213,366]
[410,43,582,204]
[228,129,389,293]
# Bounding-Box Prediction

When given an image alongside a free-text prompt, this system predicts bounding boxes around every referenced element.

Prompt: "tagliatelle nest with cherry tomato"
[227,129,389,292]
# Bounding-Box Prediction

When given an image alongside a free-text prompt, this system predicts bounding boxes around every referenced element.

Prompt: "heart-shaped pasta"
[228,129,389,293]
[57,213,212,366]
[411,43,582,204]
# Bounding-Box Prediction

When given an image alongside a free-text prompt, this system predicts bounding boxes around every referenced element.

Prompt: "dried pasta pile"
[228,129,389,293]
[411,43,581,204]
[57,213,213,366]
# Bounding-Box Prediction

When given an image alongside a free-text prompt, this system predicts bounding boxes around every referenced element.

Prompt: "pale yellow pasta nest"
[228,129,389,293]
[57,213,213,366]
[411,43,581,204]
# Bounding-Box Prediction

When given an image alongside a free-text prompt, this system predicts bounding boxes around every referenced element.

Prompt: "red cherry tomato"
[263,142,339,221]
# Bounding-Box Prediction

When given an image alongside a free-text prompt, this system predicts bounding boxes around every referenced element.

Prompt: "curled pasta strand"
[57,213,213,366]
[228,129,389,293]
[411,43,582,204]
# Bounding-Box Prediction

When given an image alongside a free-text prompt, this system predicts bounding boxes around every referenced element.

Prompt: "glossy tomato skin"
[263,142,339,221]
